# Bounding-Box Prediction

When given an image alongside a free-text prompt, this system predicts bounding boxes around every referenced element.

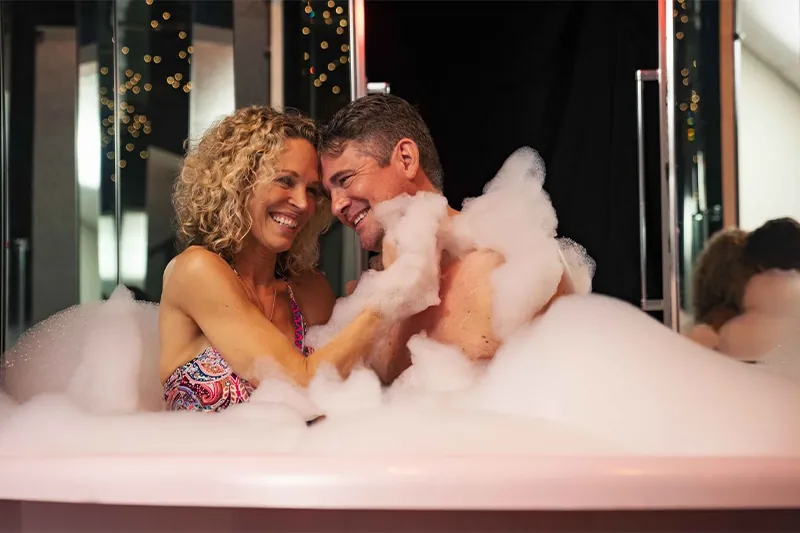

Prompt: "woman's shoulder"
[290,268,336,326]
[163,247,232,294]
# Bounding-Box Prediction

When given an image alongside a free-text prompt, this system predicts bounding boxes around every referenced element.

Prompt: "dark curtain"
[365,1,661,305]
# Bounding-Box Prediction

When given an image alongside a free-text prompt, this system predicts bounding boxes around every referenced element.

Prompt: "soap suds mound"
[306,191,449,349]
[1,147,799,459]
[447,147,593,339]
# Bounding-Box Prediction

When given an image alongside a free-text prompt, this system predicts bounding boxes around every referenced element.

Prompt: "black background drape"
[364,0,662,305]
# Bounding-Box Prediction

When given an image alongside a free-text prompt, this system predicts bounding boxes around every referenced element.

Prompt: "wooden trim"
[719,0,739,228]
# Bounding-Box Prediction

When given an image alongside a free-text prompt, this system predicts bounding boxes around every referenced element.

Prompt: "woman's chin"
[260,234,295,255]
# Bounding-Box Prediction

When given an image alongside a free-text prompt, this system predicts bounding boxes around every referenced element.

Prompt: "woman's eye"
[277,176,293,187]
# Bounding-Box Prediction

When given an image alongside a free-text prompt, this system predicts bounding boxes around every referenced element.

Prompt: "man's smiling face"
[320,142,411,252]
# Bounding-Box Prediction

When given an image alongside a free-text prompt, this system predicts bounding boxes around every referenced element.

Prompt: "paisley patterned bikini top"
[163,282,313,412]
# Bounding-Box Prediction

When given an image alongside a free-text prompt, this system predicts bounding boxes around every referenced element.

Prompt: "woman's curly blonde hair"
[173,105,332,278]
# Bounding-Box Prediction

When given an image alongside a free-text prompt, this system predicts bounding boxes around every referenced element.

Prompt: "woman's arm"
[164,248,380,387]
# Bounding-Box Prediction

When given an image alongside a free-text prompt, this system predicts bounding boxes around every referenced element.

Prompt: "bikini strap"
[285,283,309,355]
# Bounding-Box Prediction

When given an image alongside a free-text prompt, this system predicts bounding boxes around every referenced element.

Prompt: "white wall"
[31,27,78,323]
[188,24,236,146]
[737,46,800,231]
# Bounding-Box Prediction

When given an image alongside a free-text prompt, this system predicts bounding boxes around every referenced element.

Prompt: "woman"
[159,106,381,412]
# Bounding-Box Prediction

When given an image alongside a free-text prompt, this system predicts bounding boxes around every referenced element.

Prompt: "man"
[318,94,571,385]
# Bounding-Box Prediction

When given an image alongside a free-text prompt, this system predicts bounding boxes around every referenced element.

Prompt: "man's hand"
[381,240,397,269]
[345,279,358,296]
[368,253,384,271]
[343,251,387,297]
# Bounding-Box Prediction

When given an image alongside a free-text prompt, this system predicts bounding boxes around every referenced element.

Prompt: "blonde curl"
[173,105,332,278]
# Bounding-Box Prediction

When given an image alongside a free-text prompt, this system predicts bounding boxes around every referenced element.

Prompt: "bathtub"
[2,455,800,532]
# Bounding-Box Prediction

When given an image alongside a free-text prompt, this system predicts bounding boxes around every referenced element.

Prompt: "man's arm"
[366,311,429,385]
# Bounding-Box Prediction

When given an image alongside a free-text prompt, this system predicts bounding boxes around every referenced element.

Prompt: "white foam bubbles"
[2,301,103,403]
[468,294,800,456]
[306,191,449,349]
[2,146,800,462]
[448,147,586,340]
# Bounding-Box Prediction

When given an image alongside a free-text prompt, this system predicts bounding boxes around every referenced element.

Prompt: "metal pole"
[635,69,663,313]
[14,238,26,334]
[112,2,122,287]
[658,0,680,331]
[342,0,367,283]
[0,0,7,352]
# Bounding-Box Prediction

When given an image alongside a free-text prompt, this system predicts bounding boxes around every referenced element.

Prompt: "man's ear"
[393,138,420,180]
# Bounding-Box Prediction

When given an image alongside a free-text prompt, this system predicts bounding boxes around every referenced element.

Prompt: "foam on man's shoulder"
[448,147,593,340]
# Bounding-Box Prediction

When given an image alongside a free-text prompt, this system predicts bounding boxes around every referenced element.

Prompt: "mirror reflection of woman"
[159,106,382,412]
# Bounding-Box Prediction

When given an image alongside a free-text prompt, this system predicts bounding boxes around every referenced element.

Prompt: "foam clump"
[467,294,800,455]
[447,147,592,340]
[2,301,103,403]
[306,191,449,349]
[2,146,800,460]
[2,286,163,414]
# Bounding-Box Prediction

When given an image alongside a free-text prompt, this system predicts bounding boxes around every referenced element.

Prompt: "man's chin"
[356,226,383,252]
[359,239,380,253]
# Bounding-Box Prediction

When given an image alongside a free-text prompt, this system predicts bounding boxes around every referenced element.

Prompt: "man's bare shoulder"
[443,248,505,281]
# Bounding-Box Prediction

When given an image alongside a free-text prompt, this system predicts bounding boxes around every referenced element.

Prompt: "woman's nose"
[288,186,309,210]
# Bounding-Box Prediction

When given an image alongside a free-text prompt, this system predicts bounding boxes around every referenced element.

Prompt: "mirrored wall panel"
[672,0,725,327]
[0,0,357,350]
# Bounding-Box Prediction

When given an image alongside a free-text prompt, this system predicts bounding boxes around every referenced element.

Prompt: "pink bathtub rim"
[1,455,800,510]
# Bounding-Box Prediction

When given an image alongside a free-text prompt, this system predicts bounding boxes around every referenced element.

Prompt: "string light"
[97,5,193,172]
[301,0,351,98]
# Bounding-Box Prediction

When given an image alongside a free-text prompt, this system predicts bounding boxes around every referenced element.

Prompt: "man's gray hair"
[318,94,444,190]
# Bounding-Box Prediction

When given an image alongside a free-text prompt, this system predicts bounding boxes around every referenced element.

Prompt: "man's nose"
[331,190,350,218]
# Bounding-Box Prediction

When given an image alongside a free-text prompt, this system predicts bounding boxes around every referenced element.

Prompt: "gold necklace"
[233,265,278,322]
